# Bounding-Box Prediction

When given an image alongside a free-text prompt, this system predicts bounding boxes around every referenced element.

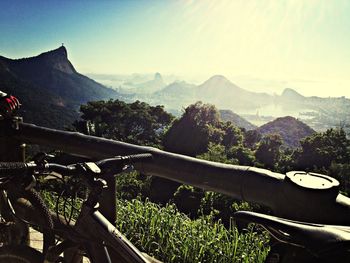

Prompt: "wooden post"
[0,139,25,161]
[100,176,116,223]
[0,134,28,246]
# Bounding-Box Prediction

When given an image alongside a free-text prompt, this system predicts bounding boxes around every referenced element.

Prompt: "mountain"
[134,75,275,117]
[147,81,196,111]
[219,110,257,130]
[278,88,350,131]
[195,75,273,110]
[0,46,118,128]
[121,72,166,94]
[257,116,315,148]
[86,72,350,134]
[281,88,305,101]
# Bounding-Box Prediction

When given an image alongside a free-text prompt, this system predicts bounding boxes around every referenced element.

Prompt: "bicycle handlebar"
[0,162,35,177]
[0,153,153,181]
[96,153,153,171]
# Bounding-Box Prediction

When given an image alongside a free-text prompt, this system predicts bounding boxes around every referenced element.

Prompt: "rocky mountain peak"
[36,46,75,74]
[39,46,68,59]
[154,72,163,81]
[281,88,305,100]
[205,75,231,85]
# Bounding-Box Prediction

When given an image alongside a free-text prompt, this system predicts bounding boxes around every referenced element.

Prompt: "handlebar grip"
[95,153,153,172]
[127,153,153,163]
[0,162,30,177]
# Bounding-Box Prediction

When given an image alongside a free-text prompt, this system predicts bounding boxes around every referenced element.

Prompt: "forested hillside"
[257,116,315,148]
[0,47,119,128]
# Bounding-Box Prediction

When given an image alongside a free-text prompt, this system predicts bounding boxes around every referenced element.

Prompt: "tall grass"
[116,199,269,262]
[42,191,269,262]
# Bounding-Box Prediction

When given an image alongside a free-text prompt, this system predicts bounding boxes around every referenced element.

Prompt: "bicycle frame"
[72,201,149,263]
[6,189,151,263]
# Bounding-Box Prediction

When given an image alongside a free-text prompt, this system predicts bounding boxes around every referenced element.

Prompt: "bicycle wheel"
[0,245,43,263]
[4,188,55,253]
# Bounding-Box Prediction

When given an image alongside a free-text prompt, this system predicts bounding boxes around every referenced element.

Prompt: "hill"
[195,75,273,110]
[219,110,257,130]
[280,88,305,102]
[0,46,118,128]
[131,74,350,133]
[121,72,166,94]
[257,116,315,148]
[148,81,196,111]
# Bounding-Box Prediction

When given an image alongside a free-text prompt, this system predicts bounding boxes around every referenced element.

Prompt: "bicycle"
[234,210,350,263]
[0,153,159,263]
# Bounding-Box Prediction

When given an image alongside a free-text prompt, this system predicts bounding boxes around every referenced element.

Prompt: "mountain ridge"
[219,109,257,130]
[0,46,118,128]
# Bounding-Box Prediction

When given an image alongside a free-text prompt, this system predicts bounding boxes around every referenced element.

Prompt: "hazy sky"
[1,0,350,97]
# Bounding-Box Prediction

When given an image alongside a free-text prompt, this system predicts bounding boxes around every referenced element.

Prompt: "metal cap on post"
[285,171,340,199]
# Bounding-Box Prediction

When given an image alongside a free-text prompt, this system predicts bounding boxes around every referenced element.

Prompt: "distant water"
[238,103,316,126]
[247,103,316,117]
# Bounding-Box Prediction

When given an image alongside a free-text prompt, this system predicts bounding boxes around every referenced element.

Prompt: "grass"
[116,198,269,263]
[42,190,269,262]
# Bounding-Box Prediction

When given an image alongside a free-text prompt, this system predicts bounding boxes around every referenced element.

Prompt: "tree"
[294,128,350,170]
[227,145,255,166]
[163,101,246,156]
[221,122,244,149]
[244,130,262,149]
[197,143,238,164]
[163,102,223,156]
[255,134,283,169]
[73,100,174,146]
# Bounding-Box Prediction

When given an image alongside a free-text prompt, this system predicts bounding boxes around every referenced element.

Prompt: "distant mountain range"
[120,72,166,94]
[124,75,350,133]
[2,46,350,136]
[0,46,118,128]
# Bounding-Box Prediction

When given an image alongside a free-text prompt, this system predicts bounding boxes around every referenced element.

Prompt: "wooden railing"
[2,118,350,225]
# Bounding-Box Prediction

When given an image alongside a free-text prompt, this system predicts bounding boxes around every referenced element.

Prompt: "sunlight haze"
[1,0,349,97]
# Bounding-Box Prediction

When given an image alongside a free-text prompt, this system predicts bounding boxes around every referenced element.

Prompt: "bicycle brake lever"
[32,152,55,166]
[82,162,101,174]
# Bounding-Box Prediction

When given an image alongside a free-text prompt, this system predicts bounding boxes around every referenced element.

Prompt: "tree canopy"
[294,128,350,171]
[163,101,244,156]
[73,100,174,146]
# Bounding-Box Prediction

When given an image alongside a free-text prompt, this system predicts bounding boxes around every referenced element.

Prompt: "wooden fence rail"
[2,120,350,225]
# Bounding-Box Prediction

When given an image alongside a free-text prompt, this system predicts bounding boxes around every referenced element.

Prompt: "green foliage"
[275,148,295,173]
[116,171,152,200]
[227,146,255,166]
[200,191,254,225]
[163,102,245,156]
[294,128,350,171]
[74,100,174,146]
[117,198,269,263]
[0,67,78,129]
[197,143,238,164]
[173,185,204,217]
[243,130,262,149]
[255,134,283,169]
[257,116,315,149]
[163,101,222,156]
[221,122,244,149]
[329,162,350,194]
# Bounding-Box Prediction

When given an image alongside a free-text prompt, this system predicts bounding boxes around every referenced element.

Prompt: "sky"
[1,0,350,97]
